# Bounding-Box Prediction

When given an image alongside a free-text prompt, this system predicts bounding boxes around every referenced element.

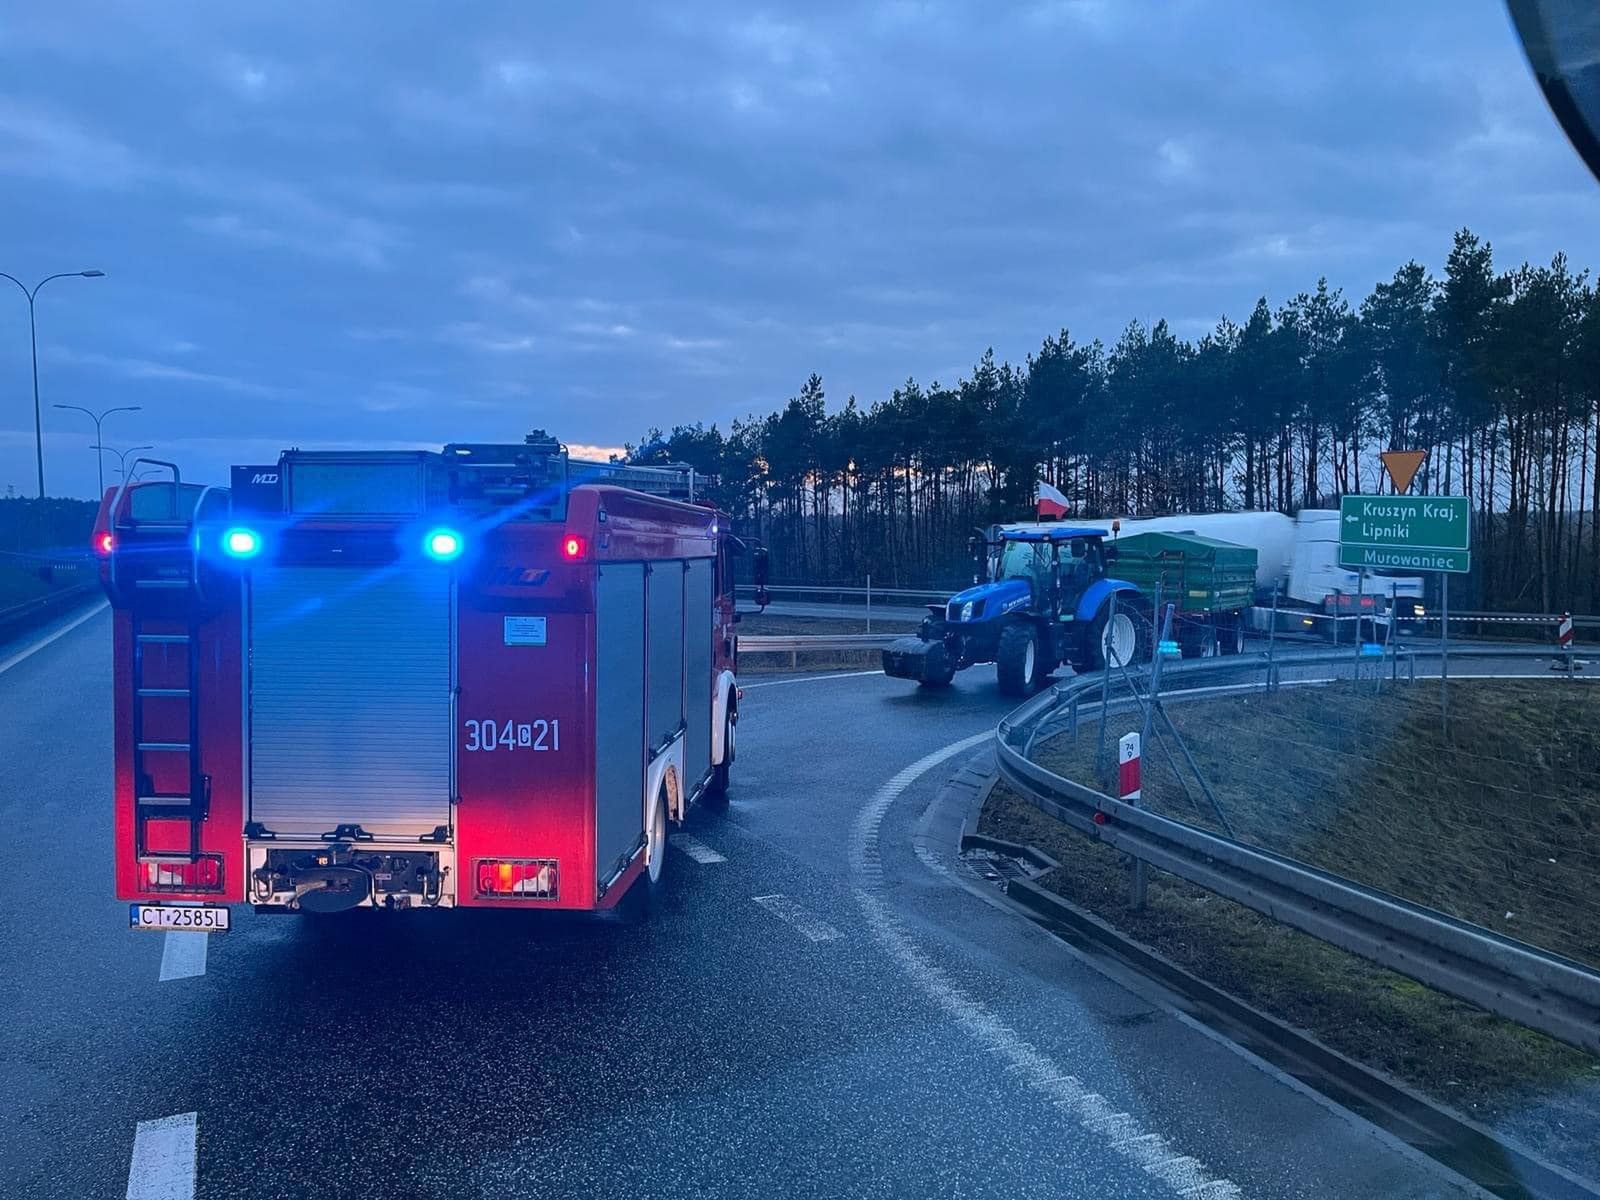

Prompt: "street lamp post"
[57,404,141,495]
[90,442,153,485]
[0,269,106,498]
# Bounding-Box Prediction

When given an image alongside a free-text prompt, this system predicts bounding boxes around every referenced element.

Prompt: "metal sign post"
[1095,588,1118,783]
[1131,600,1174,911]
[1441,573,1450,738]
[1266,582,1278,691]
[1352,573,1363,681]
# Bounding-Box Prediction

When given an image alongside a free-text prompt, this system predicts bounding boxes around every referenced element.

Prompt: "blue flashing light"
[1360,642,1385,657]
[1157,639,1181,658]
[424,527,464,561]
[222,526,262,559]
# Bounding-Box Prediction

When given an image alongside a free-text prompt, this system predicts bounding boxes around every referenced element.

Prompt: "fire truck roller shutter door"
[595,563,647,888]
[249,566,452,837]
[646,562,686,768]
[684,557,713,795]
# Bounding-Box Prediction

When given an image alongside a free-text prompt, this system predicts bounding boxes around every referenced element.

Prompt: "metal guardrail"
[994,645,1600,1054]
[739,632,899,665]
[739,633,901,651]
[737,631,901,669]
[737,583,947,604]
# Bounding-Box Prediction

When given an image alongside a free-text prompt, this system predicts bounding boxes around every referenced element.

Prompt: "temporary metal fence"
[994,642,1600,1054]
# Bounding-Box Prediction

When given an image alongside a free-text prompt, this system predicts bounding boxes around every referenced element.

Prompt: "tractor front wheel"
[996,623,1045,696]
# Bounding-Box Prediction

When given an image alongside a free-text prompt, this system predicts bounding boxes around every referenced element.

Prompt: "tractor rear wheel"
[996,623,1044,696]
[1083,599,1149,673]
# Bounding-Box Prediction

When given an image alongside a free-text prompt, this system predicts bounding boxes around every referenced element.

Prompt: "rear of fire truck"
[96,434,749,929]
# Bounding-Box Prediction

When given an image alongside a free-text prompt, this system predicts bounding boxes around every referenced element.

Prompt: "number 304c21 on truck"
[94,433,767,930]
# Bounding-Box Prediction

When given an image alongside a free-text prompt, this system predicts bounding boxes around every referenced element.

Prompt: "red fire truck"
[94,434,766,928]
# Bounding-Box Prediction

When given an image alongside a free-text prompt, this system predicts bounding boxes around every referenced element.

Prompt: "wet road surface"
[3,606,1507,1199]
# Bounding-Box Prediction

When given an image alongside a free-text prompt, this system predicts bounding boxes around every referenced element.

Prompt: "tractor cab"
[989,527,1117,619]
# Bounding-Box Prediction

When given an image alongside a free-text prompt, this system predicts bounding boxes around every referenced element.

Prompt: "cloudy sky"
[2,1,1597,498]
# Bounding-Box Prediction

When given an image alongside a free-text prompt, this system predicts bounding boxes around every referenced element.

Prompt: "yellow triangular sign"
[1380,450,1426,495]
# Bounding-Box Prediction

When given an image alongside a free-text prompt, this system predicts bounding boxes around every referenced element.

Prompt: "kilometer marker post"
[1118,731,1144,909]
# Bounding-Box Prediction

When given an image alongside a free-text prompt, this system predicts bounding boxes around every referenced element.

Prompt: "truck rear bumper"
[246,841,457,911]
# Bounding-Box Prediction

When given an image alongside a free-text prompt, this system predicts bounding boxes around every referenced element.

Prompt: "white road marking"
[850,733,1245,1200]
[126,1111,197,1200]
[752,893,843,942]
[158,932,208,981]
[670,833,727,864]
[0,600,107,677]
[740,669,883,689]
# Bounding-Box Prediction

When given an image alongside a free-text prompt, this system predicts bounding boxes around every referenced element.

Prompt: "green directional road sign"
[1338,494,1470,573]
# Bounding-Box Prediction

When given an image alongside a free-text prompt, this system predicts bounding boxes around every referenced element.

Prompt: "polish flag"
[1036,480,1069,519]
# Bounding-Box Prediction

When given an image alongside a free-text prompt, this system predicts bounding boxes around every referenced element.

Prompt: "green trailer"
[1108,530,1257,656]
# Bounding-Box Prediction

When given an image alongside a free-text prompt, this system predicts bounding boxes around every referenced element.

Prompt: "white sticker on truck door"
[503,616,547,646]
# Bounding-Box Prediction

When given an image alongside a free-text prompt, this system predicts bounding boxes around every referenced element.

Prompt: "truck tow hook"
[290,865,373,913]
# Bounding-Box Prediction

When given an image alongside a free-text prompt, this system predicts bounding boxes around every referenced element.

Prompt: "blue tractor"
[882,527,1150,696]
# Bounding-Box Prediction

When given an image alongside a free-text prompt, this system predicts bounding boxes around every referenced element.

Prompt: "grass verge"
[981,677,1600,1177]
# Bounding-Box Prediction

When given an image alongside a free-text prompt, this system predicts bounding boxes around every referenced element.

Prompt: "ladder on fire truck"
[106,460,221,865]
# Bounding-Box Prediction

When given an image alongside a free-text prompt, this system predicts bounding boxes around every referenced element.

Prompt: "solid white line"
[740,669,883,689]
[159,932,208,982]
[0,600,107,677]
[849,733,1244,1200]
[752,893,843,942]
[670,833,727,864]
[126,1111,197,1200]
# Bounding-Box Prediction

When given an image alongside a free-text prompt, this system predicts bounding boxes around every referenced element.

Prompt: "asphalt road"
[4,604,1504,1200]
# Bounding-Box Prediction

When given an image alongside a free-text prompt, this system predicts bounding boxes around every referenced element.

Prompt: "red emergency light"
[475,858,558,899]
[562,535,586,560]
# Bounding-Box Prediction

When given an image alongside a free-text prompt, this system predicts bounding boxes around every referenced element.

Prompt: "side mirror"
[753,546,770,608]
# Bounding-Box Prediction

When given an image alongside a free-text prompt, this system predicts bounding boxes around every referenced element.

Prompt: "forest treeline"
[626,229,1600,611]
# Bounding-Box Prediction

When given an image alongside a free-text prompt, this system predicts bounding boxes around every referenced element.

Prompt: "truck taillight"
[96,531,114,556]
[562,535,585,560]
[144,857,224,893]
[475,858,558,899]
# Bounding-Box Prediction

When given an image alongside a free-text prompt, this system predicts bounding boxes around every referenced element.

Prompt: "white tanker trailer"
[999,509,1426,640]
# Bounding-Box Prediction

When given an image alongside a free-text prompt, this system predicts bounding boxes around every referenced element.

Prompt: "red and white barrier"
[1559,612,1574,650]
[1118,732,1141,802]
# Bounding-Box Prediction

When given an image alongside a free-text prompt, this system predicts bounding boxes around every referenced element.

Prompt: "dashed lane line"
[670,833,727,864]
[158,932,208,982]
[849,732,1246,1200]
[752,893,843,943]
[125,1111,197,1200]
[0,600,107,677]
